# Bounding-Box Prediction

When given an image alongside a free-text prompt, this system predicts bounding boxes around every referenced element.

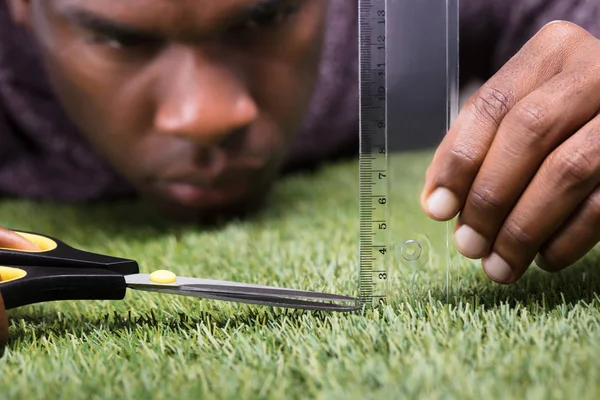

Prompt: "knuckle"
[470,86,515,128]
[503,221,536,248]
[508,102,551,141]
[448,145,479,169]
[468,184,504,213]
[537,20,590,43]
[548,148,595,184]
[534,21,593,66]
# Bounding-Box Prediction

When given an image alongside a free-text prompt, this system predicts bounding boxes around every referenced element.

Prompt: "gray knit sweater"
[0,0,599,201]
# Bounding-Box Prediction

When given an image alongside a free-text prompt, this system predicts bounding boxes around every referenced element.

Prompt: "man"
[1,0,600,287]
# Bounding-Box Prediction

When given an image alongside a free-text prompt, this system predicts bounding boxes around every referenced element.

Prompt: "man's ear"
[6,0,32,27]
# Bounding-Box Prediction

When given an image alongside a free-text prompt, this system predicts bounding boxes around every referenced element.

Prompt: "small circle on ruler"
[400,240,422,261]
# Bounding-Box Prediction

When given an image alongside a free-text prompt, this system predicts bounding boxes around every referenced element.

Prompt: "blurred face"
[8,0,329,220]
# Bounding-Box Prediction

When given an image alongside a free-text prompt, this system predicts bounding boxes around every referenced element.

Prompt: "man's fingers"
[482,114,600,283]
[455,62,600,259]
[0,227,39,251]
[421,21,592,222]
[0,226,35,346]
[421,83,515,220]
[535,186,600,272]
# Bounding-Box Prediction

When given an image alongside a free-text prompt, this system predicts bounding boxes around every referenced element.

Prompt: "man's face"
[8,0,329,220]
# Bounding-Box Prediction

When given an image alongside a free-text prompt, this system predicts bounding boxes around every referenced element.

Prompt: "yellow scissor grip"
[12,232,57,252]
[0,266,27,283]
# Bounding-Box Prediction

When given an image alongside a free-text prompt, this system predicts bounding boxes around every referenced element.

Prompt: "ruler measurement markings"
[359,0,387,308]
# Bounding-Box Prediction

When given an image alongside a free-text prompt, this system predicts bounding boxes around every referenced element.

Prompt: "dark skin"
[421,22,600,284]
[1,2,600,346]
[8,0,329,221]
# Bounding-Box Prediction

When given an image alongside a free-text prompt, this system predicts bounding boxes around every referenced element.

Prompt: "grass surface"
[0,150,599,399]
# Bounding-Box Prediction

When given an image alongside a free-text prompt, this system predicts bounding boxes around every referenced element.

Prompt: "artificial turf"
[0,150,599,399]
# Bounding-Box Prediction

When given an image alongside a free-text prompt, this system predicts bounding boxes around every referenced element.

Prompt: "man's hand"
[0,226,39,251]
[421,21,600,284]
[0,226,38,346]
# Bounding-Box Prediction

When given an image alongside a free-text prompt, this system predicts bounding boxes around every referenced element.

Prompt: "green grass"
[0,150,599,399]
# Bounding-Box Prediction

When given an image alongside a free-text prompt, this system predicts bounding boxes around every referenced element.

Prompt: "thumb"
[0,227,39,251]
[0,227,36,348]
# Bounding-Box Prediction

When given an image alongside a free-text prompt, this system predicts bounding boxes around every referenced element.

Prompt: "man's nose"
[153,48,258,146]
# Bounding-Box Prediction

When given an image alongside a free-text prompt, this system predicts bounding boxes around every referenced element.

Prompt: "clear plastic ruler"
[359,0,460,309]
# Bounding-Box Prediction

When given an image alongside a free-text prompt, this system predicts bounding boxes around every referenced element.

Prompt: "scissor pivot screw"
[149,270,177,284]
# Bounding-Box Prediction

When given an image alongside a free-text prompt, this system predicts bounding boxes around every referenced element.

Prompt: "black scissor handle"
[0,265,128,310]
[0,230,138,309]
[0,230,139,275]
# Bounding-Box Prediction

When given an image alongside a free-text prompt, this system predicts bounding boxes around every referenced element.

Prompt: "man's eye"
[86,34,123,49]
[243,2,301,29]
[85,33,159,51]
[245,10,286,28]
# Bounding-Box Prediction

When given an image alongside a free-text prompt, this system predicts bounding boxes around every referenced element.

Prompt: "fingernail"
[483,253,513,283]
[454,225,488,258]
[426,188,459,220]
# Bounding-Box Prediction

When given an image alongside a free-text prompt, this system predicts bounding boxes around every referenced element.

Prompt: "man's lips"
[159,181,243,207]
[152,163,267,207]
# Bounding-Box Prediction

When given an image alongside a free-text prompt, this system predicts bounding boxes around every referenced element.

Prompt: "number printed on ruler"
[359,0,389,308]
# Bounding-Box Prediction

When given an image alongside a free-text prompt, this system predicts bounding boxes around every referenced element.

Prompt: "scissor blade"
[126,274,359,303]
[179,277,359,302]
[214,292,362,312]
[131,285,361,312]
[179,284,358,303]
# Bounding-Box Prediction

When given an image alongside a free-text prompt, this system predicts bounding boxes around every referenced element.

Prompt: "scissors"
[0,230,361,312]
